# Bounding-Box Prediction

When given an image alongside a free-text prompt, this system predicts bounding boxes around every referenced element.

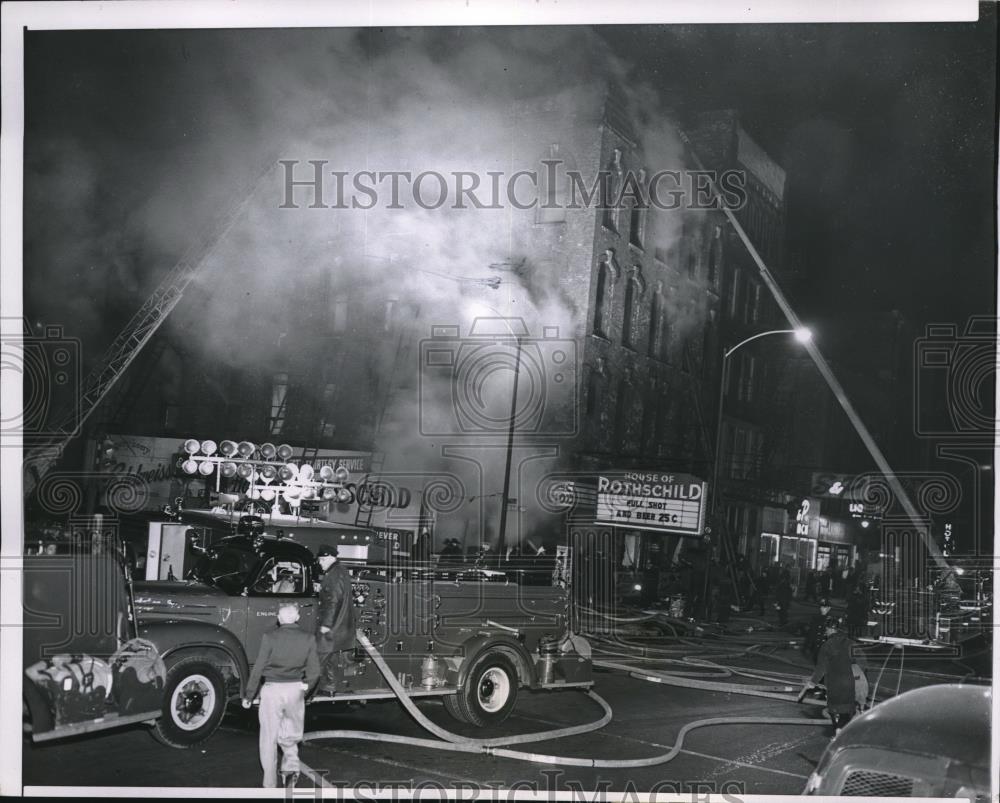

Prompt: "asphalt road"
[23,663,835,795]
[23,613,990,797]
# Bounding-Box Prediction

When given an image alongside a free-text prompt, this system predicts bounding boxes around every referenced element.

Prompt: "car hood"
[832,683,991,768]
[133,580,237,623]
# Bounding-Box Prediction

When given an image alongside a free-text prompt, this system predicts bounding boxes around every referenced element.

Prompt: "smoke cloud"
[26,26,701,547]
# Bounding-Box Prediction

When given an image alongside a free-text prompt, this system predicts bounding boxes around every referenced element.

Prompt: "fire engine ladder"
[354,304,421,530]
[23,160,278,499]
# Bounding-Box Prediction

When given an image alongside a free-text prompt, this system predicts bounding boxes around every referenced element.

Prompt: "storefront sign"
[595,471,706,535]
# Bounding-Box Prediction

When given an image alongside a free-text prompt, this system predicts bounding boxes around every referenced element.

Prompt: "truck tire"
[444,650,518,727]
[153,659,226,747]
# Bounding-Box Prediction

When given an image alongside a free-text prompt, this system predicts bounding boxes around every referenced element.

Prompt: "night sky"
[21,12,998,419]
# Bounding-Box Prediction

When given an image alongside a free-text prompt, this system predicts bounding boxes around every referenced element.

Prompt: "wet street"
[25,614,988,797]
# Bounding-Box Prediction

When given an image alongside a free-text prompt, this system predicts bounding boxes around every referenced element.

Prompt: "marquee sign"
[594,471,706,536]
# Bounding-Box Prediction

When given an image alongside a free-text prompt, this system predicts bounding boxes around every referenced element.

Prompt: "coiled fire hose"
[301,630,830,769]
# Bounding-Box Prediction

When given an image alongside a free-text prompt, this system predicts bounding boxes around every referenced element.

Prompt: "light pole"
[496,335,522,559]
[704,327,811,615]
[463,304,521,559]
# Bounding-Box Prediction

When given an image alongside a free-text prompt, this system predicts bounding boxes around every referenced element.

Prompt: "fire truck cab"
[133,527,592,746]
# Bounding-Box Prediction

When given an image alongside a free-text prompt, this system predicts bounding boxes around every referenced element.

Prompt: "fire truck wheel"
[153,659,226,748]
[445,650,518,727]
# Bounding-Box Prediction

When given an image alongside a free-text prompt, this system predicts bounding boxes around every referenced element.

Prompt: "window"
[593,265,610,337]
[628,170,646,249]
[733,426,748,479]
[622,280,636,348]
[707,227,722,286]
[333,296,348,333]
[686,229,700,278]
[593,251,618,337]
[251,557,307,596]
[728,268,741,318]
[622,269,645,349]
[601,149,623,232]
[269,373,289,436]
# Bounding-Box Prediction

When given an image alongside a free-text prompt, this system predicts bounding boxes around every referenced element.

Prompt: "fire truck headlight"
[276,444,294,461]
[237,441,256,458]
[334,465,350,483]
[183,439,201,455]
[322,486,337,501]
[259,464,278,481]
[198,461,214,476]
[336,488,351,503]
[219,440,238,457]
[181,458,199,475]
[279,463,298,482]
[260,488,276,501]
[299,464,315,481]
[260,442,277,460]
[200,439,217,456]
[237,463,254,480]
[319,465,335,481]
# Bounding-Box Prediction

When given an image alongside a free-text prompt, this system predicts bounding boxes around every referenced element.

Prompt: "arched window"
[628,169,647,249]
[593,250,619,338]
[601,149,624,232]
[622,266,646,349]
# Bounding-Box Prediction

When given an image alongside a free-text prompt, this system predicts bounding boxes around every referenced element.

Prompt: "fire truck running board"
[310,688,457,703]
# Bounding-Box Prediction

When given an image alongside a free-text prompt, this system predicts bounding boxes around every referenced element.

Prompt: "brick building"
[98,89,835,593]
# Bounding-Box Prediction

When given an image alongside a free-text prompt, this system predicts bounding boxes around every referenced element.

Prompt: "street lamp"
[707,327,812,595]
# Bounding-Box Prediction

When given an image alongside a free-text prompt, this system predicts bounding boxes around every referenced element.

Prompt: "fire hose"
[300,630,830,769]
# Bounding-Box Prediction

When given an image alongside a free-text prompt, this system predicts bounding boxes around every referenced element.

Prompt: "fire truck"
[132,522,592,747]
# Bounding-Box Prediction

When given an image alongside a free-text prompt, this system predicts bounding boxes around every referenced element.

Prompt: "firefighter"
[315,544,356,692]
[803,598,832,662]
[800,617,863,735]
[242,602,320,788]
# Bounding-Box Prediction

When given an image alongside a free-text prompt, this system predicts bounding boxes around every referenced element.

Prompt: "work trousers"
[258,681,305,788]
[317,633,349,690]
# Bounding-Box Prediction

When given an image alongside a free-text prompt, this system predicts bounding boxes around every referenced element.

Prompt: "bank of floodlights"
[175,437,352,506]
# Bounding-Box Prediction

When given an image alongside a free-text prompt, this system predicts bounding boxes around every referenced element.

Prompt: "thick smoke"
[26,26,699,548]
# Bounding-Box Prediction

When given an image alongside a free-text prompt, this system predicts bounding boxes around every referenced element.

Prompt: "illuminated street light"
[708,327,814,614]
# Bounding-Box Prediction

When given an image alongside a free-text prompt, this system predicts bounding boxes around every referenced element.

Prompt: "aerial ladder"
[23,161,277,499]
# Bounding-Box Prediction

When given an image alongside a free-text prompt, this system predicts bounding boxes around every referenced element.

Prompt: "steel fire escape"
[23,161,277,498]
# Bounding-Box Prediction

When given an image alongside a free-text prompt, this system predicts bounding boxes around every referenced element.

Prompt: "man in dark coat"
[752,568,771,617]
[803,599,832,662]
[802,618,863,734]
[314,544,356,692]
[846,586,868,639]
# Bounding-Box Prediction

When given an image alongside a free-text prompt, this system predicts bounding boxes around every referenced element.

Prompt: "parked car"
[804,683,992,800]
